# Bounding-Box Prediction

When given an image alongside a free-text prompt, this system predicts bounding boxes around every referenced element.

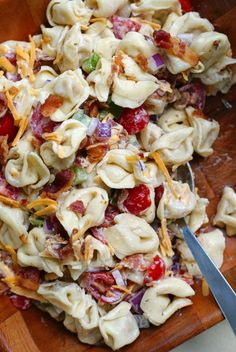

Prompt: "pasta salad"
[0,0,235,350]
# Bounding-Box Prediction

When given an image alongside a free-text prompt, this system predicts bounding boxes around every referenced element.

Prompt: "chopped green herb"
[29,215,44,227]
[73,167,88,185]
[82,52,101,74]
[107,97,123,119]
[109,190,119,206]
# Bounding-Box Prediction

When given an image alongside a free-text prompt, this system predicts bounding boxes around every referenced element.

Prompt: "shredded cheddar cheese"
[201,277,210,296]
[0,70,4,78]
[15,45,29,61]
[90,17,107,24]
[84,236,93,263]
[42,132,62,143]
[159,218,174,257]
[11,117,28,147]
[5,90,22,122]
[0,195,21,208]
[130,17,161,30]
[0,56,16,73]
[27,198,58,216]
[29,35,36,82]
[150,151,178,198]
[112,285,132,295]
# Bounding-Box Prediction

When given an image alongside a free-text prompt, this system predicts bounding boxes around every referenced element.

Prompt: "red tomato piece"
[122,184,151,215]
[110,16,141,39]
[179,0,193,13]
[0,112,18,142]
[144,255,166,285]
[118,106,150,134]
[154,185,164,205]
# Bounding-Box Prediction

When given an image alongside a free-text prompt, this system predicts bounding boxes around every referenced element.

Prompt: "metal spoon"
[176,163,236,335]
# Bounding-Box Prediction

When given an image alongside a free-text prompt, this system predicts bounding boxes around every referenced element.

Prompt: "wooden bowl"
[0,1,236,351]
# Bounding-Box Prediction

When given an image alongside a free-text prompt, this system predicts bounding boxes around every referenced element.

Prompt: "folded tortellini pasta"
[17,227,64,277]
[38,281,88,319]
[117,32,158,59]
[85,0,128,17]
[33,66,58,89]
[5,138,50,189]
[111,54,159,108]
[57,23,94,72]
[163,11,214,37]
[186,107,220,157]
[47,0,93,26]
[39,69,89,122]
[140,118,194,167]
[104,213,159,259]
[0,202,28,249]
[41,25,69,58]
[41,119,87,159]
[87,58,112,102]
[131,0,181,21]
[213,187,236,236]
[94,37,120,60]
[185,194,209,232]
[177,229,225,276]
[56,187,108,237]
[97,149,137,189]
[157,181,196,220]
[140,277,194,326]
[99,302,140,350]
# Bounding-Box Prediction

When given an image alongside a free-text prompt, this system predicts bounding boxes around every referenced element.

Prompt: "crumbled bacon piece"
[175,82,206,110]
[0,92,7,116]
[83,99,99,117]
[15,267,40,291]
[135,54,148,72]
[86,142,109,163]
[69,200,85,215]
[83,272,115,300]
[0,136,9,165]
[30,104,59,142]
[154,30,199,66]
[10,295,32,310]
[121,254,148,271]
[41,169,74,200]
[110,16,141,39]
[0,171,20,200]
[40,94,64,118]
[43,234,73,260]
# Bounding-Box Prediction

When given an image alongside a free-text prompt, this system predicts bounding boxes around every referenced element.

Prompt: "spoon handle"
[181,224,236,335]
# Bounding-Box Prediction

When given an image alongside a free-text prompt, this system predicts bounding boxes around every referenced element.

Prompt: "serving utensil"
[176,163,236,335]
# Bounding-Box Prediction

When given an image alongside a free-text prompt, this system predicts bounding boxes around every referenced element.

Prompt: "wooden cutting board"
[0,0,236,351]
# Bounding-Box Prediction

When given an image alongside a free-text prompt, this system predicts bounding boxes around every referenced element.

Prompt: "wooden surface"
[0,0,236,351]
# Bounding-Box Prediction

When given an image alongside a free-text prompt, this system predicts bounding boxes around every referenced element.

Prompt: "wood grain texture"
[0,0,236,351]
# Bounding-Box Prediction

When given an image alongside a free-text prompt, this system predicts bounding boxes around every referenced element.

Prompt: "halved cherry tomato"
[0,112,18,142]
[179,0,193,13]
[144,255,166,285]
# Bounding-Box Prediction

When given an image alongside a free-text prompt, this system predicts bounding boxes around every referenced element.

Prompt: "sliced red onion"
[133,314,150,329]
[6,72,21,82]
[138,160,145,172]
[112,270,125,287]
[97,121,112,138]
[101,288,123,304]
[10,295,32,310]
[128,288,146,314]
[148,53,165,74]
[43,218,54,234]
[177,33,193,45]
[87,117,99,137]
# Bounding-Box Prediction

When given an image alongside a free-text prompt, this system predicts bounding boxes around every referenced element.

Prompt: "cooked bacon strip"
[120,254,148,271]
[40,94,64,118]
[153,30,199,66]
[0,136,9,165]
[14,267,40,291]
[83,272,116,300]
[86,142,109,163]
[41,170,74,200]
[30,103,58,142]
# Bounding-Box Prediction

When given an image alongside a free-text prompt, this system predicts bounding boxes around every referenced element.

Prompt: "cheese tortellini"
[17,227,64,277]
[47,0,93,26]
[41,119,87,160]
[56,187,108,237]
[38,281,88,319]
[85,0,127,17]
[185,194,209,233]
[41,25,68,58]
[131,0,181,21]
[157,181,197,220]
[87,58,112,102]
[39,69,89,122]
[177,229,225,276]
[5,138,50,189]
[104,213,159,259]
[111,54,159,108]
[0,202,28,249]
[97,149,137,189]
[140,277,194,326]
[213,187,236,236]
[186,107,220,157]
[99,302,140,350]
